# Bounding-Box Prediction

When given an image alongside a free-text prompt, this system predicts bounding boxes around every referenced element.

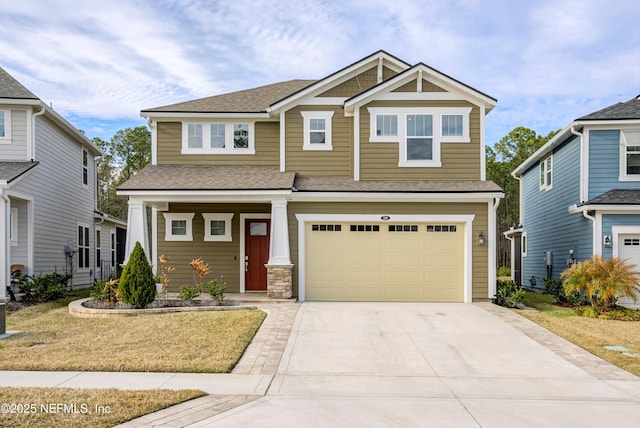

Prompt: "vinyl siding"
[284,105,352,176]
[10,115,97,286]
[0,108,28,160]
[520,135,592,285]
[318,66,398,97]
[288,201,489,301]
[156,121,280,166]
[602,214,640,259]
[392,79,446,93]
[156,203,271,292]
[588,129,640,199]
[359,100,481,180]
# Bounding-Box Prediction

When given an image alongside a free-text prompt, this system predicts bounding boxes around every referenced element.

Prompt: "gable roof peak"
[0,66,39,100]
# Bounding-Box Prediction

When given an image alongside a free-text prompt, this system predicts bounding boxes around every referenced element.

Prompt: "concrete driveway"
[191,302,640,428]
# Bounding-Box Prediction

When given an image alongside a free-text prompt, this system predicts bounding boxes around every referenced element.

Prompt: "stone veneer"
[266,265,293,299]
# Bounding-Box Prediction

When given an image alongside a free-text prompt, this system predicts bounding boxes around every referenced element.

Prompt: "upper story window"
[0,109,11,143]
[82,149,89,186]
[539,155,552,190]
[301,111,334,151]
[182,122,255,154]
[367,107,471,167]
[162,213,195,241]
[620,130,640,181]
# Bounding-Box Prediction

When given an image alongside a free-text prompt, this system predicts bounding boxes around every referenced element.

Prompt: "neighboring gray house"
[506,95,640,308]
[0,67,123,300]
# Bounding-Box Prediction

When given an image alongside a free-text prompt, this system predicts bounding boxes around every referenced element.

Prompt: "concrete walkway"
[1,302,639,427]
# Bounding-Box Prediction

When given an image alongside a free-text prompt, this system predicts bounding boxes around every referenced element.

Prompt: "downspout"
[31,106,46,161]
[488,197,500,299]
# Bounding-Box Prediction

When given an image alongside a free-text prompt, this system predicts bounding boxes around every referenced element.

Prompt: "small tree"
[561,255,640,309]
[118,242,156,308]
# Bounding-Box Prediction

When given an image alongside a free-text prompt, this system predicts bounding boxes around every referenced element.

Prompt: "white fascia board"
[512,123,576,177]
[116,190,292,204]
[578,120,640,128]
[569,204,640,214]
[0,98,40,106]
[290,191,504,203]
[140,112,272,120]
[268,52,410,113]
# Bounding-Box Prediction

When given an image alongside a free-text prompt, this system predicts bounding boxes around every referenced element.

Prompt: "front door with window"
[245,220,270,291]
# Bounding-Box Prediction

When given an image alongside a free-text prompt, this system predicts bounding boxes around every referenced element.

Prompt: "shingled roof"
[0,161,39,184]
[578,95,640,121]
[0,67,39,100]
[586,189,640,205]
[142,79,316,114]
[294,175,503,193]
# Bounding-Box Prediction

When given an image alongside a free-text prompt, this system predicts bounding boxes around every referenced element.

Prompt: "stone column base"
[266,264,294,299]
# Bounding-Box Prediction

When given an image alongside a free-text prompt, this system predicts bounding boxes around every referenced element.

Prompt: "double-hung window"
[163,213,195,241]
[301,111,333,150]
[182,122,254,154]
[368,107,470,167]
[620,130,640,181]
[78,224,90,269]
[110,232,116,268]
[0,109,10,142]
[82,149,89,186]
[539,155,552,190]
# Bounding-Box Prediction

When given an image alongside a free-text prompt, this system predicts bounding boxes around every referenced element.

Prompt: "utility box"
[0,302,5,335]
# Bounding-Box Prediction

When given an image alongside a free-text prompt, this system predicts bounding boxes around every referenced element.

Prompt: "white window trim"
[367,107,471,167]
[181,121,255,154]
[619,129,640,182]
[82,149,89,188]
[163,213,195,241]
[539,155,553,191]
[202,213,234,242]
[10,207,18,246]
[301,111,334,151]
[110,231,116,268]
[77,223,91,271]
[521,232,527,257]
[0,109,11,143]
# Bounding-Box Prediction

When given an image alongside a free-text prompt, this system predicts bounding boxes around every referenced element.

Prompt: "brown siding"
[284,105,352,176]
[359,100,481,180]
[156,121,279,166]
[156,203,270,292]
[318,66,378,97]
[288,201,490,301]
[392,79,447,93]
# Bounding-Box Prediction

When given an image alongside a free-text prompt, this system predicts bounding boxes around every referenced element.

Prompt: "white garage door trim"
[612,226,640,259]
[296,214,475,302]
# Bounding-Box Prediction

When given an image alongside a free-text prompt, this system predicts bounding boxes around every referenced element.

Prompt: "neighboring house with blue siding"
[0,67,125,301]
[505,95,640,308]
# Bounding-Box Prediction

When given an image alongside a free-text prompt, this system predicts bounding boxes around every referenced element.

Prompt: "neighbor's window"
[522,232,528,257]
[96,228,101,266]
[539,155,552,190]
[78,225,90,269]
[82,149,88,186]
[163,213,195,241]
[0,110,5,138]
[301,111,333,151]
[202,213,234,241]
[621,130,640,180]
[110,232,116,268]
[183,122,254,154]
[10,207,18,245]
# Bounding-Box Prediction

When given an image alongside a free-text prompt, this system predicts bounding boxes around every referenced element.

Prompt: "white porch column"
[266,198,293,299]
[0,192,8,301]
[268,198,291,265]
[124,199,149,263]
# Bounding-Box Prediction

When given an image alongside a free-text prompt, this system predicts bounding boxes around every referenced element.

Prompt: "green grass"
[516,291,640,376]
[1,289,266,372]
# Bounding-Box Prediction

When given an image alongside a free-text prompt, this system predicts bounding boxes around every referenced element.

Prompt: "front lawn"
[1,290,266,372]
[0,387,204,428]
[515,292,640,376]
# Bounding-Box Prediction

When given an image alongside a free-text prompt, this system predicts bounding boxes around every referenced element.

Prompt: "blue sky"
[1,0,639,145]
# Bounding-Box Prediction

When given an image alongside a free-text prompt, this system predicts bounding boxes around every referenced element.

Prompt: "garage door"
[618,234,640,309]
[305,222,464,302]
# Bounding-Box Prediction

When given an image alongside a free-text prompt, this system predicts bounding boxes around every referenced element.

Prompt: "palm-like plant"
[561,255,640,309]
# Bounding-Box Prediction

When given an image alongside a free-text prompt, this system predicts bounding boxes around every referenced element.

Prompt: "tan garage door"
[305,222,464,302]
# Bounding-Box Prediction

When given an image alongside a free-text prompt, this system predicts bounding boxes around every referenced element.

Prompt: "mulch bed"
[81,298,237,310]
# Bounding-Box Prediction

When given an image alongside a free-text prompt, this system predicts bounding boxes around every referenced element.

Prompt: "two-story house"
[118,51,503,302]
[506,95,640,308]
[0,67,125,300]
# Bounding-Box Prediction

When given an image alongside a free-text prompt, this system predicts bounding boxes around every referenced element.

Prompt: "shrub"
[118,242,156,308]
[497,266,511,277]
[206,278,226,304]
[18,272,70,303]
[543,278,568,302]
[495,280,525,308]
[561,255,640,309]
[90,279,119,307]
[178,284,201,300]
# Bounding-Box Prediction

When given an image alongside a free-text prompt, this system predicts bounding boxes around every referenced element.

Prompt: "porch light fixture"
[478,232,486,246]
[604,235,612,248]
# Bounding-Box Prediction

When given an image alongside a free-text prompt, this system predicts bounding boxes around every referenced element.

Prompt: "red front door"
[245,219,270,291]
